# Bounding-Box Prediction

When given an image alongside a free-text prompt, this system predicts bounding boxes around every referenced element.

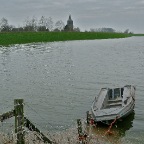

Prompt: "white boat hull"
[91,85,135,123]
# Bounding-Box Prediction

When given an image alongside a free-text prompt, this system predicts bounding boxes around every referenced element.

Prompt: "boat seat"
[108,102,122,106]
[108,99,122,103]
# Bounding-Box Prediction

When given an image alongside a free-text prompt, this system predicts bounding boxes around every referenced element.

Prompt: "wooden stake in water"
[14,99,25,144]
[77,119,84,143]
[86,111,90,124]
[77,119,83,135]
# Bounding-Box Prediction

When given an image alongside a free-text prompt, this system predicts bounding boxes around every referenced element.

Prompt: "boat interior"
[102,88,124,109]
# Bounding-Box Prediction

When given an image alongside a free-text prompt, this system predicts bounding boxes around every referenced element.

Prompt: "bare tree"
[24,16,37,31]
[90,28,95,32]
[45,17,54,31]
[37,16,48,31]
[0,17,10,32]
[54,20,65,31]
[31,16,37,31]
[38,16,46,27]
[24,17,32,31]
[73,27,80,32]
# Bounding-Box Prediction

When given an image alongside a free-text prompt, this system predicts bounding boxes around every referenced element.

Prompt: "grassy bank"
[0,32,131,46]
[132,34,144,36]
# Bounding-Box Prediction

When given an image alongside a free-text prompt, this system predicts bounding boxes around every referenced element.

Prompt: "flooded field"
[0,37,144,143]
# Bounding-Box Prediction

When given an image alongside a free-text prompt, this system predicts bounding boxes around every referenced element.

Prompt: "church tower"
[64,15,73,31]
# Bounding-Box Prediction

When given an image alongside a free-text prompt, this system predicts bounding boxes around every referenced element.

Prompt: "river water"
[0,37,144,143]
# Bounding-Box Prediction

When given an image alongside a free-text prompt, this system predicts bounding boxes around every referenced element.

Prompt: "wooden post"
[86,111,90,124]
[77,119,83,143]
[14,99,25,144]
[77,119,83,136]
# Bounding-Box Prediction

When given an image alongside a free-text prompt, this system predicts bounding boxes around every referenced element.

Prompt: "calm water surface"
[0,37,144,143]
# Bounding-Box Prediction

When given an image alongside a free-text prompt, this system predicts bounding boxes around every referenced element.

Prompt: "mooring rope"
[104,116,119,135]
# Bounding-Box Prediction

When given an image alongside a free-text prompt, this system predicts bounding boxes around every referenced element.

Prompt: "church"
[64,15,73,31]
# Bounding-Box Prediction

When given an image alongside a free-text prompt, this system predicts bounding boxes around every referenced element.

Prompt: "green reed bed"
[0,32,131,46]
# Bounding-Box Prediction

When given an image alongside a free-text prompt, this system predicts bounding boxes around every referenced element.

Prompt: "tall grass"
[0,32,131,46]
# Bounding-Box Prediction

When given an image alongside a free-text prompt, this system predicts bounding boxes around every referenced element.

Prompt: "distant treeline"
[89,28,132,34]
[0,16,80,32]
[0,16,131,33]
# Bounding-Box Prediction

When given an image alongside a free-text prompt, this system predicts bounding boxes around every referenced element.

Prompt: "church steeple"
[69,15,71,20]
[64,15,74,31]
[67,15,73,31]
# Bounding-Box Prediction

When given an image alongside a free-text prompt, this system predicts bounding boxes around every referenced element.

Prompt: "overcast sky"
[0,0,144,33]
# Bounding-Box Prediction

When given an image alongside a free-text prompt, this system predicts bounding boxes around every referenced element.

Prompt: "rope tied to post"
[105,116,119,135]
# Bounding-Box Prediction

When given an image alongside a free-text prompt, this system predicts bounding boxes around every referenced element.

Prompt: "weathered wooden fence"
[0,99,53,144]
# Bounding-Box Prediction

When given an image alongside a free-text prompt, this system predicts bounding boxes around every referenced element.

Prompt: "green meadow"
[0,32,131,46]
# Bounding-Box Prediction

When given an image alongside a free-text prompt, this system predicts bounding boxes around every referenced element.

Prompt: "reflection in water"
[86,111,135,144]
[0,47,11,85]
[117,111,135,136]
